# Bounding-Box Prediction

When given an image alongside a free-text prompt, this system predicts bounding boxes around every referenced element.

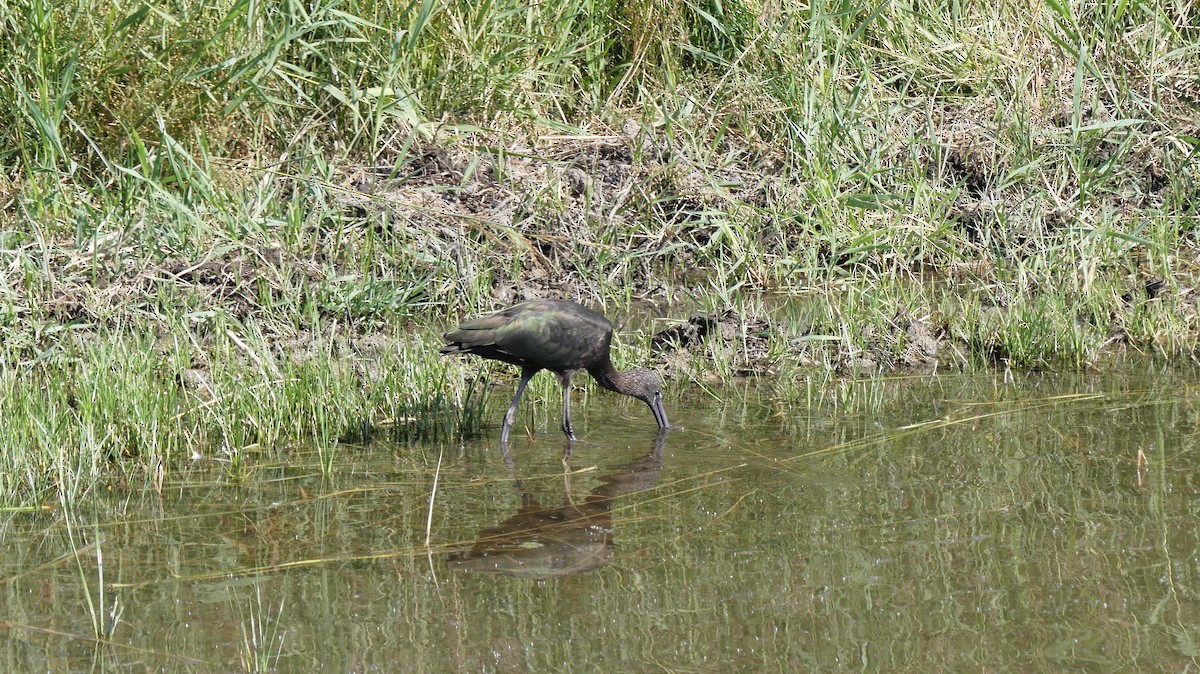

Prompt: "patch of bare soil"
[42,244,324,328]
[651,311,774,377]
[650,308,968,378]
[332,120,754,303]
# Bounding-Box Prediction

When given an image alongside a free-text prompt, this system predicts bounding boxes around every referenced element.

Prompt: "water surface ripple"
[3,370,1199,671]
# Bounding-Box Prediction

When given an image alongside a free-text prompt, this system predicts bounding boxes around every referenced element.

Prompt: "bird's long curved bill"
[650,397,669,430]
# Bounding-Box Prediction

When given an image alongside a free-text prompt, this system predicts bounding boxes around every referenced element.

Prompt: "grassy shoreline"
[1,0,1197,504]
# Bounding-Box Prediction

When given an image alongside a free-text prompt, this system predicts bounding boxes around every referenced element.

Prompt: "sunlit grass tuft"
[0,328,484,506]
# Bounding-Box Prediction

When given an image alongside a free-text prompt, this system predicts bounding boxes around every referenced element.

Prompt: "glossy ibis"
[440,299,669,444]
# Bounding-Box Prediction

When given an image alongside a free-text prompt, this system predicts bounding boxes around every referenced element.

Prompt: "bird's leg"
[557,370,576,442]
[501,367,537,446]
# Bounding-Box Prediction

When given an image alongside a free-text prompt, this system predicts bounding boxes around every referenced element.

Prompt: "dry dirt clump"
[327,121,761,301]
[824,310,966,376]
[39,245,325,328]
[648,307,968,380]
[650,311,774,376]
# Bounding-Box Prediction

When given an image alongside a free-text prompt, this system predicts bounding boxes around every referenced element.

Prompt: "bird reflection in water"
[446,432,667,578]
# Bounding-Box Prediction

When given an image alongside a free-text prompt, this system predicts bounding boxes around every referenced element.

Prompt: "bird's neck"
[588,360,628,395]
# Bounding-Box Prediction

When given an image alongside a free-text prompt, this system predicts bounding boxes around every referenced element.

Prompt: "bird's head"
[625,368,669,430]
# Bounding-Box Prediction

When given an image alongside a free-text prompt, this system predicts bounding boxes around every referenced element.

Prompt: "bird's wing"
[443,312,511,346]
[443,300,612,370]
[491,309,609,371]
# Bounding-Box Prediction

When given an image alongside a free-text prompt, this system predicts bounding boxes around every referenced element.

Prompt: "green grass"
[0,327,485,505]
[237,583,287,674]
[0,0,1197,505]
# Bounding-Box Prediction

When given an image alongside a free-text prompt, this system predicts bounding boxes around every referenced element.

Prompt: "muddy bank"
[8,100,1199,379]
[648,306,966,377]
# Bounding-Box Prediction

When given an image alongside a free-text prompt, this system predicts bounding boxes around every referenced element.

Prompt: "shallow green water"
[4,369,1200,671]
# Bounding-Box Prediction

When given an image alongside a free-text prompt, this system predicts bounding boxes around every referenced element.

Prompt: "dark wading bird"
[440,299,669,444]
